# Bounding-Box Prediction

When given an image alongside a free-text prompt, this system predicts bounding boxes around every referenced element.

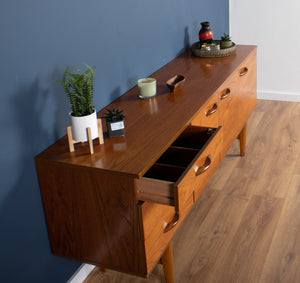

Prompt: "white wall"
[230,0,300,102]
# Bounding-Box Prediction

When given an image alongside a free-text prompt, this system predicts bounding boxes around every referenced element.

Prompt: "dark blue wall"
[0,1,228,282]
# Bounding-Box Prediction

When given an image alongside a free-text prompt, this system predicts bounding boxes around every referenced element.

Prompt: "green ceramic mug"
[138,78,156,98]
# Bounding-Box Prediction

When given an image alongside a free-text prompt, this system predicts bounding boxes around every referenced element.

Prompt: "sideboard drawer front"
[139,199,194,275]
[191,93,219,127]
[173,126,222,211]
[193,128,222,201]
[136,126,222,212]
[218,81,240,156]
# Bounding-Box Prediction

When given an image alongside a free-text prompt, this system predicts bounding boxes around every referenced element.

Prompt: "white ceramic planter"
[70,110,99,142]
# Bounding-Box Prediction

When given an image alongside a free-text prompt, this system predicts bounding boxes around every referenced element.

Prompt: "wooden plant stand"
[67,119,104,154]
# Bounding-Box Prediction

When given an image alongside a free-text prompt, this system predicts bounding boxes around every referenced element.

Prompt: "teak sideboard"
[35,45,257,282]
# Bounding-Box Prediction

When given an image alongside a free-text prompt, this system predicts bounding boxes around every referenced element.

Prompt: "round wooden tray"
[191,41,236,58]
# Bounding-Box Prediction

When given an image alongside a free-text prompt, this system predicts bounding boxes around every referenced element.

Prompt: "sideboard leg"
[161,241,175,283]
[239,123,247,156]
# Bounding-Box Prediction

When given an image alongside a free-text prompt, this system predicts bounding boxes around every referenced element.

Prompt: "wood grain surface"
[84,99,300,283]
[36,46,257,178]
[35,163,147,275]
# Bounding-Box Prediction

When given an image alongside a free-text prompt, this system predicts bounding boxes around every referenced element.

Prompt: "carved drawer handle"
[240,67,249,77]
[195,154,212,176]
[164,212,180,233]
[220,88,231,100]
[206,102,218,116]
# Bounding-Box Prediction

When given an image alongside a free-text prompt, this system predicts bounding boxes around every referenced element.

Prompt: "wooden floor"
[84,100,300,283]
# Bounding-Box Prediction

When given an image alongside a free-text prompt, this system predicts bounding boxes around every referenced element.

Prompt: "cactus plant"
[221,33,231,42]
[220,33,232,49]
[102,106,125,122]
[102,106,125,137]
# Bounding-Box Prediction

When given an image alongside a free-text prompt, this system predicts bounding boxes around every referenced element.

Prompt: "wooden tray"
[191,41,236,58]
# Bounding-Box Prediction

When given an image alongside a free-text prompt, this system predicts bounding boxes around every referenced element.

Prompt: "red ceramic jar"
[199,22,213,45]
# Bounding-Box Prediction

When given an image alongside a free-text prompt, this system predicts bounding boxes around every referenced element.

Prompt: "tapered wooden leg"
[239,123,247,156]
[161,242,175,283]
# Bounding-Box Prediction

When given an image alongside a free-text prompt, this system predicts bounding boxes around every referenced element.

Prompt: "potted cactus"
[220,33,232,49]
[102,106,125,137]
[56,63,98,142]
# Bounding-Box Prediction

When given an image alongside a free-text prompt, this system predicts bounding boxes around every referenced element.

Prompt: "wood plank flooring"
[84,100,300,283]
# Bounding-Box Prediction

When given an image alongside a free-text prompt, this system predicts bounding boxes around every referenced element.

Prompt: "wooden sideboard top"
[36,45,257,178]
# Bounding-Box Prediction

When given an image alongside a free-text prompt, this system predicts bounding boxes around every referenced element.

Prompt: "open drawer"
[136,125,222,213]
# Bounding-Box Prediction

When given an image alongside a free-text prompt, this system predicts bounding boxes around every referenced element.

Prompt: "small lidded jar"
[210,43,220,50]
[202,45,211,51]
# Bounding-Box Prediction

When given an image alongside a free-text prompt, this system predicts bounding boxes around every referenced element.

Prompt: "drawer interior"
[172,126,215,150]
[143,164,186,182]
[143,126,217,182]
[156,147,199,167]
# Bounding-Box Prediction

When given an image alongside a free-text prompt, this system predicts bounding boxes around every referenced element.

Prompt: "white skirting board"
[258,90,300,102]
[67,264,95,283]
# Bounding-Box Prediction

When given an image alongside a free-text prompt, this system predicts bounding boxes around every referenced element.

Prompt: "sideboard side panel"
[36,161,146,275]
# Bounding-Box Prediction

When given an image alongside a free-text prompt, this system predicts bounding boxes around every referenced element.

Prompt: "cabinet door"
[219,51,257,158]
